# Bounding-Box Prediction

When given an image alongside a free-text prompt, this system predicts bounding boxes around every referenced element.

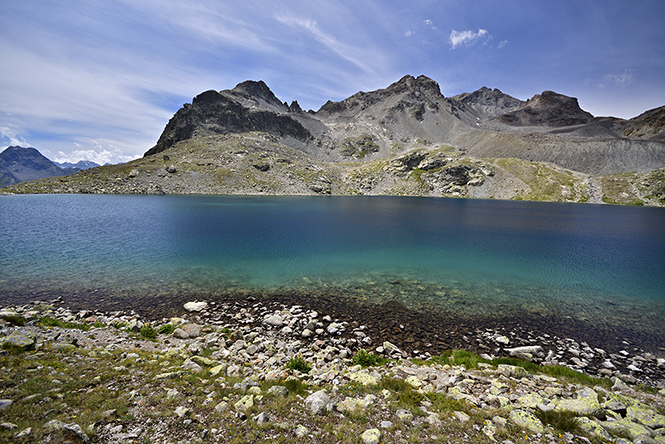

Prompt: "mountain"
[3,76,664,206]
[0,146,77,187]
[55,160,101,170]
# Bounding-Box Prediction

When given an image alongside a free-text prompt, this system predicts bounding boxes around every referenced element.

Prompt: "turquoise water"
[1,194,664,335]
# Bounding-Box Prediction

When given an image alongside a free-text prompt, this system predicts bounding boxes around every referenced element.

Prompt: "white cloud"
[600,70,635,88]
[498,39,508,48]
[54,140,139,165]
[424,19,437,30]
[404,30,415,37]
[448,28,491,49]
[0,126,29,147]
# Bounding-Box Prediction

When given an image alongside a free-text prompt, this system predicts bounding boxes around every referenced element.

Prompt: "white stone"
[183,301,208,312]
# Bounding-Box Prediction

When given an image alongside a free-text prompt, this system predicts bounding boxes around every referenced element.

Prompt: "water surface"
[1,194,663,345]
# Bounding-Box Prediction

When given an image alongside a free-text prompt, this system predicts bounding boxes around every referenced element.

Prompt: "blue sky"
[1,0,664,164]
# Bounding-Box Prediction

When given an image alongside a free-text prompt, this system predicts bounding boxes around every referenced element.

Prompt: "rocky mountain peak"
[450,87,524,120]
[385,75,443,97]
[317,75,444,115]
[494,90,594,127]
[229,80,284,109]
[525,91,583,109]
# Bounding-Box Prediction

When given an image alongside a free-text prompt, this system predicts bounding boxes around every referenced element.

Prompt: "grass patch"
[282,378,310,396]
[432,349,490,369]
[285,354,311,374]
[431,349,612,389]
[39,316,90,331]
[1,315,26,326]
[140,324,157,340]
[379,376,413,393]
[351,349,389,368]
[158,323,175,335]
[534,410,581,434]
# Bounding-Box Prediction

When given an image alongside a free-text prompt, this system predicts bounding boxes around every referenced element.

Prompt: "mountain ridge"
[143,75,665,175]
[0,146,78,187]
[3,75,665,206]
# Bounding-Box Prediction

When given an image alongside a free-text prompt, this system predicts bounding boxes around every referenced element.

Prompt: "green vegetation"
[139,323,157,340]
[351,349,389,368]
[534,410,581,435]
[285,354,311,373]
[158,323,175,335]
[340,134,380,159]
[0,315,26,326]
[38,316,90,331]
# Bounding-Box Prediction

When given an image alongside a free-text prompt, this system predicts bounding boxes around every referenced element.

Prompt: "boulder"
[509,409,544,434]
[626,405,665,429]
[555,387,601,415]
[361,428,381,444]
[180,323,202,338]
[183,301,208,312]
[263,314,284,327]
[304,390,331,414]
[3,329,36,351]
[235,395,254,411]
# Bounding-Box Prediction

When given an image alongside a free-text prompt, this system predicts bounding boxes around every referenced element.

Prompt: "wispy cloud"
[274,14,378,74]
[599,70,635,88]
[0,126,29,147]
[497,39,508,49]
[448,28,491,49]
[424,19,437,31]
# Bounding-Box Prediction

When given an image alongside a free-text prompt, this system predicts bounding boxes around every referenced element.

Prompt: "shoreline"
[1,297,664,443]
[3,290,664,386]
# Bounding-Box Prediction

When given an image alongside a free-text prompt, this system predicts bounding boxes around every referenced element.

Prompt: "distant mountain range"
[0,146,100,187]
[54,160,102,170]
[3,75,664,205]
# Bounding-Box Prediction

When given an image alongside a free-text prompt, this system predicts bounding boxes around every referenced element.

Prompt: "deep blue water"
[1,194,664,335]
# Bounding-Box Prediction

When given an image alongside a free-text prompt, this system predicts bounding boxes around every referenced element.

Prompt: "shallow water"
[1,194,663,339]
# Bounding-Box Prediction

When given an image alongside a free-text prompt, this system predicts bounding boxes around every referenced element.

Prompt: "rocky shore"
[1,298,664,443]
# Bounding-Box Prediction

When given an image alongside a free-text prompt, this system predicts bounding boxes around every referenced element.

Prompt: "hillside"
[3,76,665,205]
[0,146,77,187]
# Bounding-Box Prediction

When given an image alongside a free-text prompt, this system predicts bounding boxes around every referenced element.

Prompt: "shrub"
[283,378,309,396]
[352,349,389,368]
[285,354,311,374]
[140,324,157,340]
[158,323,175,335]
[1,315,26,326]
[380,377,412,393]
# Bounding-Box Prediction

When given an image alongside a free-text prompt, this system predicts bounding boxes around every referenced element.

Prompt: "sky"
[1,0,665,164]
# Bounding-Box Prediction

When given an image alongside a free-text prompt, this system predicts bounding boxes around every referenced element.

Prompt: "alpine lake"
[1,194,663,354]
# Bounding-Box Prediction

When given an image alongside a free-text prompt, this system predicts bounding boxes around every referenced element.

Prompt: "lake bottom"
[3,271,662,357]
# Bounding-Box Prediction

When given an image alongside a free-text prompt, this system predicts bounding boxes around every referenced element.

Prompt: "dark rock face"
[145,89,313,156]
[0,146,75,186]
[494,91,594,127]
[623,105,665,141]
